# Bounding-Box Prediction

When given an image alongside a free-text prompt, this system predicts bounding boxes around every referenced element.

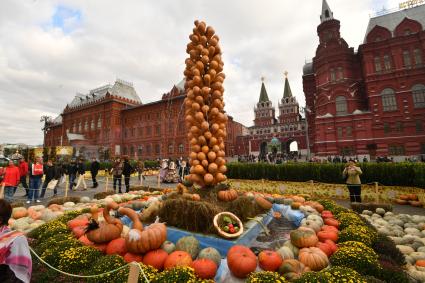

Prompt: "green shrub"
[152,266,197,283]
[339,225,378,247]
[227,162,425,187]
[85,254,128,283]
[336,212,365,230]
[293,271,327,283]
[246,271,287,282]
[330,241,379,275]
[320,266,367,282]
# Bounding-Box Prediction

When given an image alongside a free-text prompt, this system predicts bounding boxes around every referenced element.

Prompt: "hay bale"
[225,196,267,222]
[158,199,223,234]
[93,191,115,200]
[47,196,81,206]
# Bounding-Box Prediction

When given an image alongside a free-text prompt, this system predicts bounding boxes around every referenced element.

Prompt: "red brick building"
[235,76,308,158]
[44,79,245,160]
[303,1,425,160]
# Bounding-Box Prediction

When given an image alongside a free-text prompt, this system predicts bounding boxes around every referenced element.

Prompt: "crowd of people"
[238,152,301,164]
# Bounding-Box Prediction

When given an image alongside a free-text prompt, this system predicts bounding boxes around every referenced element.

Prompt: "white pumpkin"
[80,196,91,203]
[277,246,295,260]
[283,240,299,258]
[12,217,30,231]
[362,210,373,216]
[408,266,425,281]
[389,236,403,245]
[410,252,425,261]
[306,214,324,226]
[397,245,415,255]
[405,255,415,265]
[375,208,386,216]
[63,202,75,208]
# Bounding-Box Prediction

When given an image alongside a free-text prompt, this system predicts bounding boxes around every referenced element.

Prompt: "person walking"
[135,159,145,183]
[122,157,133,193]
[40,160,56,198]
[3,160,20,203]
[68,160,78,191]
[75,159,87,191]
[90,157,100,188]
[27,157,43,204]
[343,159,363,203]
[18,158,29,197]
[111,158,123,193]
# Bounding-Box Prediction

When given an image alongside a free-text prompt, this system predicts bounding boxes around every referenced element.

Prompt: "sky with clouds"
[0,0,400,145]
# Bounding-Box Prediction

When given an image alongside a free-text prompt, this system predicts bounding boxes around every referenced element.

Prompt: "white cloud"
[0,0,396,144]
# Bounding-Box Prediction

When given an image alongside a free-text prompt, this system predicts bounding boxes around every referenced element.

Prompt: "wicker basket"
[213,212,243,239]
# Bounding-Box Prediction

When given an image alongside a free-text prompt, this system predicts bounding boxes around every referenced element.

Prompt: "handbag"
[47,179,58,190]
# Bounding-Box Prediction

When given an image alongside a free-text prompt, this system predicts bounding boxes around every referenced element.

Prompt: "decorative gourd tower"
[183,20,228,187]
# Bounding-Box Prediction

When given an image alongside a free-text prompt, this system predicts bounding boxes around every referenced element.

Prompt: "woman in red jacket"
[3,160,20,203]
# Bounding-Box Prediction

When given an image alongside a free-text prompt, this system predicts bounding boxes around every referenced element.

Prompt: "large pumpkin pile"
[184,20,228,187]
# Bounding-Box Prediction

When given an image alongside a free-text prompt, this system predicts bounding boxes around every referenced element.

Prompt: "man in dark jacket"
[40,160,57,198]
[68,160,78,191]
[122,156,133,193]
[90,157,100,188]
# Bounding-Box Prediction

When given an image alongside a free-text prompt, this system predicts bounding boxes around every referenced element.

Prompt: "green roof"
[283,77,293,98]
[259,82,270,103]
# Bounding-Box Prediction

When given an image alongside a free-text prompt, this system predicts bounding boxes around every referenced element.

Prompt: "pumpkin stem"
[118,207,144,231]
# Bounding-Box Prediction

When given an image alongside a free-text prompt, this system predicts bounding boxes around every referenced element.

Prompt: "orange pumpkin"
[217,189,238,202]
[255,196,273,210]
[164,251,193,269]
[290,227,319,248]
[78,235,94,246]
[191,258,218,279]
[118,207,167,254]
[93,243,108,253]
[227,245,257,278]
[321,211,333,219]
[324,218,339,229]
[395,199,409,205]
[317,230,338,242]
[298,247,329,271]
[123,252,143,263]
[12,207,27,219]
[258,250,283,271]
[410,201,423,207]
[86,203,123,244]
[72,226,86,238]
[321,225,339,233]
[143,249,169,270]
[106,237,127,256]
[319,240,337,256]
[416,259,425,267]
[291,202,302,210]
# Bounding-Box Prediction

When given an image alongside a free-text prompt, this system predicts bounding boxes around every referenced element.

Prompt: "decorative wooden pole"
[127,262,140,283]
[375,181,379,203]
[64,175,69,198]
[105,176,109,192]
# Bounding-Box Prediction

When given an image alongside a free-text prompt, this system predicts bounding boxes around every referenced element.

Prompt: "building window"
[416,120,423,133]
[388,145,405,155]
[412,84,425,108]
[178,144,184,153]
[123,146,127,155]
[337,127,343,138]
[340,147,355,156]
[384,122,391,134]
[97,117,102,128]
[155,144,160,154]
[421,143,425,154]
[146,126,152,136]
[138,127,143,137]
[155,125,161,136]
[168,123,173,135]
[78,122,82,132]
[146,144,151,155]
[381,88,397,112]
[138,146,143,156]
[124,129,128,138]
[346,126,352,137]
[335,96,348,116]
[383,55,392,70]
[131,128,135,137]
[374,57,382,72]
[168,144,173,153]
[404,29,411,36]
[130,145,134,156]
[337,67,343,80]
[414,49,422,66]
[330,68,336,82]
[84,120,88,131]
[395,121,403,132]
[403,50,411,68]
[73,123,76,133]
[91,119,95,130]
